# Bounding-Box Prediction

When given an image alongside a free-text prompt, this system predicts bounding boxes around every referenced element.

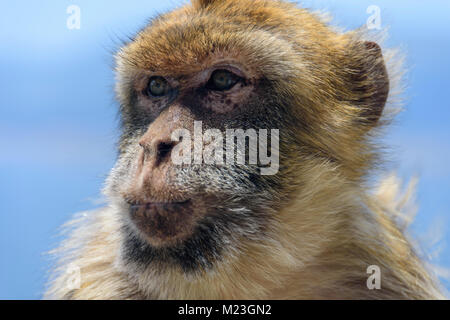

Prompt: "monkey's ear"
[347,41,389,125]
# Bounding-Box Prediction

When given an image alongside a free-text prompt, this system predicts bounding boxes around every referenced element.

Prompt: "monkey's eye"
[146,76,169,97]
[206,69,240,91]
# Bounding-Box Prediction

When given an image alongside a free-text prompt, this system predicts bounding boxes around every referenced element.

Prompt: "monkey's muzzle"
[128,199,204,247]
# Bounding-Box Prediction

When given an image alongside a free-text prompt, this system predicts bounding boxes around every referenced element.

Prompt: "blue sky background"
[0,0,449,299]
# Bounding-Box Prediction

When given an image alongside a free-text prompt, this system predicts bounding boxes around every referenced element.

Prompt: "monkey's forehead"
[115,0,345,78]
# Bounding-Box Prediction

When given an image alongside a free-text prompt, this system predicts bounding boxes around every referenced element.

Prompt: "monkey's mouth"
[129,199,190,209]
[127,199,206,247]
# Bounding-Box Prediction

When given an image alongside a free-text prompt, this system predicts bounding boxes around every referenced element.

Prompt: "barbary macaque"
[45,0,444,299]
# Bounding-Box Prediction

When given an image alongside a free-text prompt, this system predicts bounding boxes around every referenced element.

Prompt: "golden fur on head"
[45,0,445,299]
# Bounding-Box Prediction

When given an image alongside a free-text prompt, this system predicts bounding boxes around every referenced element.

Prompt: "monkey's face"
[107,0,389,274]
[115,62,283,248]
[108,14,294,274]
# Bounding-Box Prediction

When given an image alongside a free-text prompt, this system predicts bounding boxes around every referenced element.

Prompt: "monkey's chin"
[128,199,205,248]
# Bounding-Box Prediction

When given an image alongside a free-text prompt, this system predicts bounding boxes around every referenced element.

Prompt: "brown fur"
[45,0,445,299]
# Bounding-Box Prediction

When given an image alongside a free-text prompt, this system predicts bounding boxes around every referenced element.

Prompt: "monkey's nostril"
[157,141,175,161]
